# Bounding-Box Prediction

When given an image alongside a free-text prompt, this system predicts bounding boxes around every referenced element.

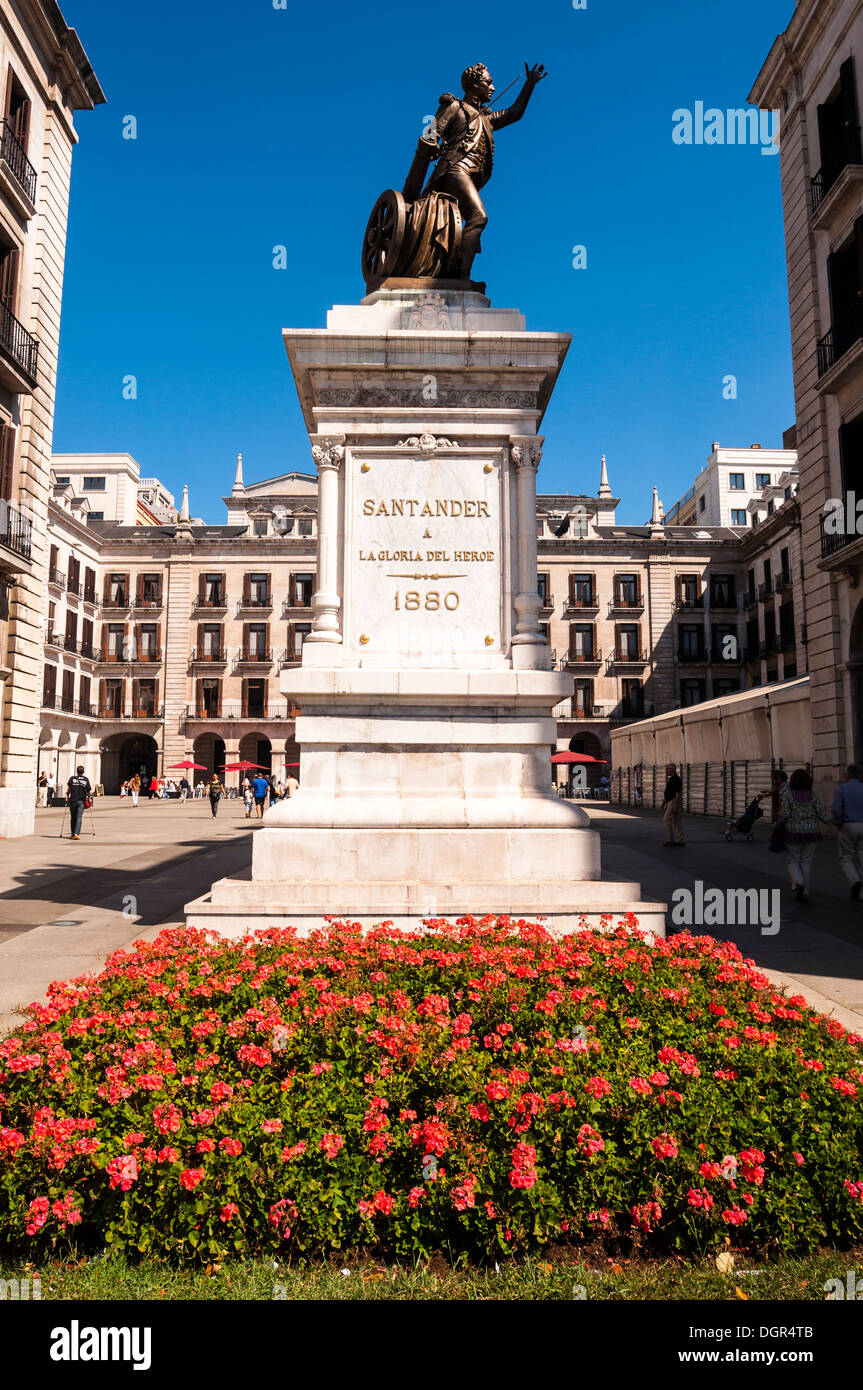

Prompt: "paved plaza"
[1,799,862,1034]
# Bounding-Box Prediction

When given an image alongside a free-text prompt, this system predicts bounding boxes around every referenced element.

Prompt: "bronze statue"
[361,61,547,294]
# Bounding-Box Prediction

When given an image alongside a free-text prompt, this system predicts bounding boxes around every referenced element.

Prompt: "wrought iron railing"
[0,296,38,382]
[817,300,863,377]
[0,120,37,205]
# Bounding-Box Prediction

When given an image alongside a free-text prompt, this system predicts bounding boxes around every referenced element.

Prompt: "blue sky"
[55,0,795,524]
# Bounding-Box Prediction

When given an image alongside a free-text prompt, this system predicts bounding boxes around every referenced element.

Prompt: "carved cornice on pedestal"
[396,433,460,454]
[510,436,544,470]
[310,435,346,471]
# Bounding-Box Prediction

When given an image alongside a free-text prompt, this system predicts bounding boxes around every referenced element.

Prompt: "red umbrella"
[284,762,300,767]
[551,752,608,764]
[221,761,269,771]
[168,760,208,770]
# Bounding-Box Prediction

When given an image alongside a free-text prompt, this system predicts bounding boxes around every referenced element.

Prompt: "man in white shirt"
[285,774,299,798]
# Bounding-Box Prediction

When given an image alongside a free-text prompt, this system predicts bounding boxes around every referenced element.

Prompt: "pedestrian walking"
[46,767,56,806]
[252,772,269,819]
[65,765,92,841]
[633,763,643,808]
[128,773,141,807]
[832,764,863,901]
[778,769,834,903]
[284,773,299,798]
[242,777,253,818]
[179,777,190,804]
[208,774,224,818]
[661,762,685,846]
[36,770,48,807]
[766,769,788,823]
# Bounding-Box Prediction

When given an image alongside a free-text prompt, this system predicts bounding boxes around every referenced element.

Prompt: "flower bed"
[1,916,862,1263]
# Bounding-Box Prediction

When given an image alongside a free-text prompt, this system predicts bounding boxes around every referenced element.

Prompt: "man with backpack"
[252,772,270,818]
[66,765,92,841]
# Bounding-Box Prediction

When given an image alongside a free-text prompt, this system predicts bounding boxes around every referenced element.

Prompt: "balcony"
[237,594,272,614]
[63,637,78,655]
[674,595,703,612]
[0,120,37,216]
[184,702,302,722]
[236,647,273,666]
[0,297,39,392]
[610,647,648,665]
[759,637,781,658]
[608,594,644,613]
[744,590,758,610]
[42,691,55,709]
[817,301,863,383]
[677,649,708,664]
[83,589,98,607]
[811,133,863,216]
[194,593,227,612]
[129,706,163,720]
[134,595,163,611]
[132,648,162,664]
[190,648,227,665]
[66,580,82,599]
[758,580,774,599]
[79,643,96,661]
[709,594,739,611]
[280,648,306,667]
[45,629,63,650]
[775,570,792,592]
[101,595,129,612]
[564,595,599,613]
[99,650,128,664]
[564,649,602,667]
[48,567,66,590]
[282,596,314,616]
[0,501,32,564]
[780,629,796,651]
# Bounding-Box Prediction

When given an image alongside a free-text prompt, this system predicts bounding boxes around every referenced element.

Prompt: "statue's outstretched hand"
[524,62,547,87]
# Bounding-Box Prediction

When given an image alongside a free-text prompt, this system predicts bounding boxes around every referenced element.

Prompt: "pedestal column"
[510,435,548,666]
[307,434,345,646]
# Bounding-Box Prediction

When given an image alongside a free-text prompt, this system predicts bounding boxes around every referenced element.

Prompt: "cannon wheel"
[362,189,407,287]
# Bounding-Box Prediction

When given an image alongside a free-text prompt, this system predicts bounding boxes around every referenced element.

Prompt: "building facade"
[751,0,863,797]
[0,1,103,835]
[39,452,806,797]
[664,444,798,527]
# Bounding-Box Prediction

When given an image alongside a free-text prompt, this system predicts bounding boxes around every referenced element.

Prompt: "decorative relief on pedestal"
[396,434,460,455]
[318,387,539,410]
[406,292,451,330]
[510,437,544,470]
[310,436,346,470]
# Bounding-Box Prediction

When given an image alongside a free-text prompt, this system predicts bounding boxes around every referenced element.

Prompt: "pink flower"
[219,1137,243,1156]
[179,1167,205,1191]
[261,1119,283,1134]
[219,1203,239,1222]
[576,1124,605,1158]
[106,1154,138,1191]
[281,1141,306,1162]
[584,1075,612,1099]
[651,1133,679,1160]
[319,1132,345,1159]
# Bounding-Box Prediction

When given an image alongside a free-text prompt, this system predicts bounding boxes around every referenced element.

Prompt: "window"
[680,678,706,707]
[87,513,104,523]
[573,679,594,715]
[679,625,704,660]
[827,219,863,360]
[568,573,595,607]
[138,573,162,606]
[713,678,740,698]
[138,623,159,660]
[200,573,225,606]
[104,623,126,661]
[779,546,790,584]
[0,237,20,317]
[779,603,795,648]
[709,573,736,608]
[731,510,748,526]
[756,473,771,489]
[537,572,551,607]
[784,659,798,679]
[197,624,222,660]
[728,473,745,490]
[4,70,32,158]
[67,555,80,593]
[64,610,77,651]
[698,495,705,513]
[105,573,128,606]
[621,678,644,718]
[244,623,269,660]
[0,419,14,500]
[764,609,777,650]
[614,574,641,607]
[134,679,158,717]
[289,572,315,607]
[252,518,268,537]
[816,57,861,198]
[570,625,596,661]
[81,618,94,659]
[784,486,792,501]
[79,675,92,715]
[61,669,75,713]
[298,518,314,537]
[288,622,312,661]
[245,573,270,606]
[101,678,123,718]
[82,477,106,491]
[54,475,69,486]
[243,679,267,719]
[42,664,56,707]
[677,574,701,607]
[616,624,640,659]
[197,679,221,718]
[84,567,97,603]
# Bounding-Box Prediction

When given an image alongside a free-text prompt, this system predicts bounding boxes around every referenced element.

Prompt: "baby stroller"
[724,796,764,842]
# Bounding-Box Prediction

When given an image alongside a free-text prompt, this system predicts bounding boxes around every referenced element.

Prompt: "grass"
[1,1249,857,1300]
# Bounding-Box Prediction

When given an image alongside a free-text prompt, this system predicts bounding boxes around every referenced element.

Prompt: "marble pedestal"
[185,289,666,939]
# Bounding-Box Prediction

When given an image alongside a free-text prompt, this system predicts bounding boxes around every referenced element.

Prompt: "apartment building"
[751,0,863,795]
[664,444,798,527]
[0,1,103,835]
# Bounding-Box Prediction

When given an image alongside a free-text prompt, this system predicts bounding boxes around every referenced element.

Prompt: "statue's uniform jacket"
[431,97,501,189]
